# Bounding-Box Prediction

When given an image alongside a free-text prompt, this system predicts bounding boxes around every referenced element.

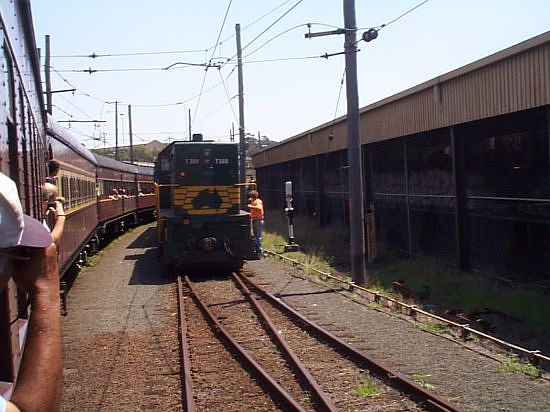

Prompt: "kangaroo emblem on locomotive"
[192,188,222,209]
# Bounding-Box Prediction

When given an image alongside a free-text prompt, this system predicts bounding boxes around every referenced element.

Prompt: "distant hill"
[91,140,167,163]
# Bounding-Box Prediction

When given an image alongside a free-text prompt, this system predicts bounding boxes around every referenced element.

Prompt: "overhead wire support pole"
[305,2,367,285]
[236,23,246,210]
[128,104,134,164]
[45,35,52,114]
[115,101,119,160]
[343,0,367,285]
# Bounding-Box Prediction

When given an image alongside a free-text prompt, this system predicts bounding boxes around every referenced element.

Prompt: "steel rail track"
[176,276,196,412]
[238,272,463,412]
[231,272,338,412]
[264,249,549,370]
[183,275,307,412]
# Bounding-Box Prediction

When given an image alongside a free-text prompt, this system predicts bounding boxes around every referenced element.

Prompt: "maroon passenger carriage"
[0,0,155,397]
[47,116,98,275]
[135,163,156,222]
[94,154,155,239]
[0,0,49,397]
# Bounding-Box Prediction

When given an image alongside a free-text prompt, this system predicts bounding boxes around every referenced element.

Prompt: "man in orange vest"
[247,190,264,258]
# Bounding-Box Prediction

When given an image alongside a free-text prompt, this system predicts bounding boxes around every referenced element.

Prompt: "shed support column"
[547,106,550,176]
[451,126,470,270]
[403,139,412,258]
[315,156,323,226]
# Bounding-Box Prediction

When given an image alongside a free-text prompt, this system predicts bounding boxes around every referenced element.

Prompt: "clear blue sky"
[31,0,549,149]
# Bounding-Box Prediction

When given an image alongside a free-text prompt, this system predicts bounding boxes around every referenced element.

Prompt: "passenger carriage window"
[61,176,69,209]
[70,177,76,208]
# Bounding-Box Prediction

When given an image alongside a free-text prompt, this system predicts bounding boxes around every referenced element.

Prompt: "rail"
[232,273,338,412]
[239,273,463,412]
[184,275,306,412]
[264,249,550,370]
[176,277,196,412]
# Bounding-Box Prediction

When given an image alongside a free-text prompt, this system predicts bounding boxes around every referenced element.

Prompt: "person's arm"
[247,200,261,211]
[10,243,62,412]
[50,198,65,247]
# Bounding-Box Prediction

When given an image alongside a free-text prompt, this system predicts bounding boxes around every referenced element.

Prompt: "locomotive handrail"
[154,183,182,240]
[234,182,257,191]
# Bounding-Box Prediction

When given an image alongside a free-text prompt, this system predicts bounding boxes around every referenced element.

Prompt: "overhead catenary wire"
[363,0,432,32]
[222,0,305,68]
[51,48,209,59]
[49,0,298,62]
[218,69,239,124]
[44,1,351,148]
[192,0,234,125]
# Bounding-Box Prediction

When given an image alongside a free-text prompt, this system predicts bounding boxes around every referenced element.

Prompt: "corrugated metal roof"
[253,31,550,168]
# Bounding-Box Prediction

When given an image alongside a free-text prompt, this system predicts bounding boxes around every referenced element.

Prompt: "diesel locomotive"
[155,137,258,272]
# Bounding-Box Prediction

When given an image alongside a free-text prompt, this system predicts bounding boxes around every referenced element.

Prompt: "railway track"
[176,272,462,411]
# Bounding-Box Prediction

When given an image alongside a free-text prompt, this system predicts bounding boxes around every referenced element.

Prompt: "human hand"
[54,198,65,217]
[12,243,59,294]
[47,198,65,219]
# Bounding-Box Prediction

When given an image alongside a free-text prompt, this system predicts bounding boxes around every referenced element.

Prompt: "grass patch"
[355,377,381,397]
[263,212,550,352]
[417,322,449,335]
[497,355,541,378]
[366,302,382,310]
[263,232,332,275]
[412,374,435,390]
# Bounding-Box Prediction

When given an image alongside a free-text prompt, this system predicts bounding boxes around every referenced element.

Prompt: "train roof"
[94,153,138,173]
[157,140,237,158]
[47,115,97,165]
[134,163,154,176]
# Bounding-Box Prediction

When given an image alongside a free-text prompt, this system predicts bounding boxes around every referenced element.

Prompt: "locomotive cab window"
[174,145,238,186]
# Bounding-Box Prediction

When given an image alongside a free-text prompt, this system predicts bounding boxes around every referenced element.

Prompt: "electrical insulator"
[362,28,378,43]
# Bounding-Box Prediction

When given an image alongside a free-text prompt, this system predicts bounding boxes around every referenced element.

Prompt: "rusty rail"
[240,273,463,412]
[265,249,549,369]
[176,276,196,412]
[232,273,338,412]
[184,276,306,412]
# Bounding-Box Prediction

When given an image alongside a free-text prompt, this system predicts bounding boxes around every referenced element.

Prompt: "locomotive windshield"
[173,143,238,186]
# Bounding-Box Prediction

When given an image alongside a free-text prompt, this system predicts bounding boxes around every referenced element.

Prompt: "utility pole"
[114,101,119,160]
[45,35,52,114]
[188,108,192,141]
[343,0,367,284]
[304,0,367,284]
[236,23,246,209]
[128,104,134,164]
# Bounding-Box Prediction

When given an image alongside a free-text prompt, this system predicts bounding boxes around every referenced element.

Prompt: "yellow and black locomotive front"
[155,140,257,271]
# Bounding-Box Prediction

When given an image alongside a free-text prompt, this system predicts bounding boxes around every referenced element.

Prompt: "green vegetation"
[412,374,435,390]
[355,376,381,397]
[263,232,332,275]
[263,210,550,352]
[92,141,166,163]
[417,322,449,335]
[497,355,541,378]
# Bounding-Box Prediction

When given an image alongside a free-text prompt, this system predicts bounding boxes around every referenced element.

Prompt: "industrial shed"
[252,31,550,281]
